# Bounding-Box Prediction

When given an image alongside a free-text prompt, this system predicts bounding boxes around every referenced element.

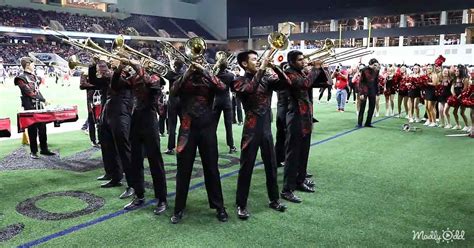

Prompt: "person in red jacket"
[333,67,348,112]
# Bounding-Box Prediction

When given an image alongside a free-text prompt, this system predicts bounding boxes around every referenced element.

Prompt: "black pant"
[232,96,243,123]
[274,104,287,164]
[27,123,48,154]
[236,111,279,207]
[358,95,376,126]
[128,109,167,201]
[99,113,131,182]
[213,104,234,147]
[87,111,98,143]
[318,86,331,101]
[347,84,356,101]
[159,105,167,135]
[167,102,178,150]
[283,113,311,192]
[174,122,224,213]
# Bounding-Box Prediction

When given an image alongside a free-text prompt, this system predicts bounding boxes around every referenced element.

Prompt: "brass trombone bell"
[185,37,207,60]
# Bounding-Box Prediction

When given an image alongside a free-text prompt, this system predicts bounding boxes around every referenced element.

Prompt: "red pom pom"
[434,55,446,67]
[447,95,461,107]
[462,98,474,107]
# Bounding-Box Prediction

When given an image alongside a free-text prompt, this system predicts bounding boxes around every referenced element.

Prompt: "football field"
[0,78,472,247]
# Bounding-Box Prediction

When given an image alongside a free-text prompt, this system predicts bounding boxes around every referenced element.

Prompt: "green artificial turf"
[0,82,473,247]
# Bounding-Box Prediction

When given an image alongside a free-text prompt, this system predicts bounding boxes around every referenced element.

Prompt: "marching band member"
[275,62,289,168]
[357,58,380,128]
[97,58,135,200]
[14,57,55,159]
[282,51,328,203]
[170,56,228,224]
[122,63,168,215]
[232,50,288,219]
[163,60,184,155]
[231,65,244,125]
[213,60,237,154]
[158,90,168,137]
[79,59,106,148]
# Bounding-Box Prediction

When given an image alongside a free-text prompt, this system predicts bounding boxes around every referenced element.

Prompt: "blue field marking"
[18,115,392,248]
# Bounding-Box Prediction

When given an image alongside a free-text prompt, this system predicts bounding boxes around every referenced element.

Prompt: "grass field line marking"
[17,115,393,248]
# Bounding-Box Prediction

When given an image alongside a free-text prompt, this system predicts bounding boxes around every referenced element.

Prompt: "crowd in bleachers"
[0,5,215,39]
[0,6,46,28]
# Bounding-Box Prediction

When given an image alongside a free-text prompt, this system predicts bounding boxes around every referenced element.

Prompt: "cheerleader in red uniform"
[397,66,409,118]
[424,66,438,127]
[407,64,422,123]
[460,79,473,134]
[384,66,397,116]
[437,68,453,128]
[463,82,474,136]
[351,64,364,116]
[374,68,386,117]
[446,65,470,130]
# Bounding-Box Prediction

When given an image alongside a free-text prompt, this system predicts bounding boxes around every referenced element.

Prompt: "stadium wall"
[116,0,197,19]
[196,0,227,40]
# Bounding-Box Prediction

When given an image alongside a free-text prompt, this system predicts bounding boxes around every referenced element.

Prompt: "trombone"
[304,38,374,65]
[156,40,192,66]
[322,46,374,65]
[304,39,335,62]
[43,26,124,62]
[113,35,170,75]
[258,22,296,62]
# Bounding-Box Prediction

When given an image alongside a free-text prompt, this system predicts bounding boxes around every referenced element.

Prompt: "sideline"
[18,116,392,248]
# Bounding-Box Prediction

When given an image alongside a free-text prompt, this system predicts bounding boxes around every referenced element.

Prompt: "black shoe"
[364,124,375,128]
[97,175,111,181]
[237,206,250,220]
[304,178,315,187]
[40,150,56,156]
[355,124,363,128]
[164,149,175,155]
[153,201,168,215]
[269,200,287,212]
[171,211,184,224]
[30,153,39,159]
[229,146,237,154]
[100,180,122,188]
[91,142,100,148]
[305,173,313,178]
[277,162,285,168]
[280,191,302,203]
[296,183,315,193]
[119,187,135,199]
[312,118,319,123]
[216,208,228,222]
[123,197,145,211]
